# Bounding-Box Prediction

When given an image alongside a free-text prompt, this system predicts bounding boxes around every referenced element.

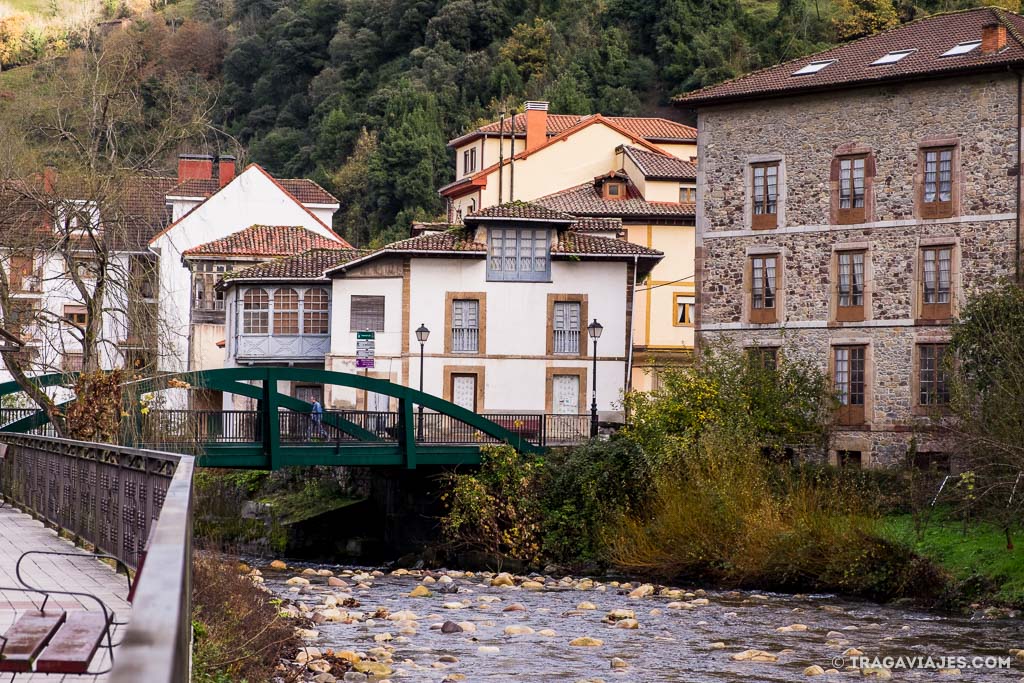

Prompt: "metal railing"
[0,407,57,436]
[552,328,580,354]
[139,409,262,444]
[0,433,193,683]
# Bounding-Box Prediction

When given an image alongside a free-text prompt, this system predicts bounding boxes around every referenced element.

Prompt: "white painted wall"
[151,166,342,374]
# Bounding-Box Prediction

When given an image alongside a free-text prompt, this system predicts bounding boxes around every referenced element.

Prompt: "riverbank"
[252,560,1024,682]
[881,514,1024,609]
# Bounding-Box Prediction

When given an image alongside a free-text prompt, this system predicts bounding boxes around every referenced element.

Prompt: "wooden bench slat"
[35,611,109,674]
[0,611,66,672]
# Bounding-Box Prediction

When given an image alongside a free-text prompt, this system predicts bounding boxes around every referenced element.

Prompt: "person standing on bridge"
[309,399,328,440]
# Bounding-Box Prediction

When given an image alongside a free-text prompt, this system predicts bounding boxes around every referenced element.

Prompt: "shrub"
[191,553,299,683]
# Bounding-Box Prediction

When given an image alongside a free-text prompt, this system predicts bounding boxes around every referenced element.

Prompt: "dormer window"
[56,200,100,235]
[792,59,836,76]
[679,185,696,203]
[942,41,981,57]
[871,49,916,66]
[603,181,625,200]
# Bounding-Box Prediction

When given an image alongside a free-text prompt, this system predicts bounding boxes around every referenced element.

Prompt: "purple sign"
[356,358,375,368]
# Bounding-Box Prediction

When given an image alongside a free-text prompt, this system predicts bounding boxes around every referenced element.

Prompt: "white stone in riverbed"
[666,601,693,610]
[307,660,332,673]
[478,646,500,655]
[937,669,961,676]
[504,625,534,635]
[861,667,892,679]
[423,576,436,584]
[295,647,322,662]
[521,581,545,591]
[373,633,392,642]
[690,598,709,606]
[538,629,557,637]
[610,657,628,669]
[295,629,319,640]
[438,575,453,584]
[502,603,526,612]
[843,648,864,657]
[776,624,808,633]
[615,619,639,630]
[317,569,334,577]
[577,601,597,610]
[287,577,311,585]
[628,584,655,598]
[443,602,463,609]
[457,621,476,633]
[569,637,603,647]
[709,642,726,650]
[606,609,635,621]
[388,610,418,622]
[731,650,778,663]
[803,665,825,676]
[302,568,319,575]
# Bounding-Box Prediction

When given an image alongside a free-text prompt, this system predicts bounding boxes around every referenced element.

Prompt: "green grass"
[1,0,53,14]
[881,513,1024,606]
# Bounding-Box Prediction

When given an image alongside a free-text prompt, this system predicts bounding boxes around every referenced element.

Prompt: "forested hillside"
[1,0,1017,244]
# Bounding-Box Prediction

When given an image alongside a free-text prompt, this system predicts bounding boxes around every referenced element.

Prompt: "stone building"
[675,8,1024,467]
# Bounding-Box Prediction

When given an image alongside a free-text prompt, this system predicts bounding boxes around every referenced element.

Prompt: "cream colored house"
[440,102,697,391]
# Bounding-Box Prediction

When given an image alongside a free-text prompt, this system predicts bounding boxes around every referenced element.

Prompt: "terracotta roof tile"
[553,231,662,258]
[223,248,367,283]
[167,177,338,205]
[465,202,576,223]
[382,230,486,253]
[676,8,1024,107]
[623,146,696,180]
[458,114,697,144]
[569,217,623,233]
[535,181,695,219]
[183,225,344,257]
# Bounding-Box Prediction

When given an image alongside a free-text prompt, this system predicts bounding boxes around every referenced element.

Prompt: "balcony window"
[9,254,39,293]
[834,345,866,425]
[836,250,866,322]
[451,299,479,353]
[552,301,581,355]
[242,288,269,334]
[749,254,778,324]
[487,228,551,282]
[921,246,953,319]
[303,288,329,335]
[273,288,299,335]
[751,162,778,229]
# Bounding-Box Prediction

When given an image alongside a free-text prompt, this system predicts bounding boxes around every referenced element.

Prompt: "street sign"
[355,329,374,368]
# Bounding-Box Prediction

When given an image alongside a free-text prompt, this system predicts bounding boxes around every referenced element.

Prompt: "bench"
[0,544,139,676]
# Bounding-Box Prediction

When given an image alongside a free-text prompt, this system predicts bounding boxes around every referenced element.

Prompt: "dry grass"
[191,552,301,683]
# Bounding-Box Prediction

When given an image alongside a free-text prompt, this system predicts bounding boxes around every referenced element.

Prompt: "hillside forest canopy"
[0,0,1017,246]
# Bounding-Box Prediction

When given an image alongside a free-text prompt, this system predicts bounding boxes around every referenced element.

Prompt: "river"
[259,562,1024,682]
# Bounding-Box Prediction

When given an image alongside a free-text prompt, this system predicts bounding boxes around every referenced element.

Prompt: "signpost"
[355,330,375,369]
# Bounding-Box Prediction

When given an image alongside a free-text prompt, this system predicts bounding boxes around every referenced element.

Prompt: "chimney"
[42,165,56,193]
[982,22,1007,55]
[177,154,214,183]
[524,101,549,152]
[217,155,236,188]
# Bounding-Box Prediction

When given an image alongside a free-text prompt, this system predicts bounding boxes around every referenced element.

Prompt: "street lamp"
[587,319,603,438]
[415,324,430,439]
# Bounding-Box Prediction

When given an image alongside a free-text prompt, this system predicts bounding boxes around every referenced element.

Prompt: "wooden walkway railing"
[0,433,193,683]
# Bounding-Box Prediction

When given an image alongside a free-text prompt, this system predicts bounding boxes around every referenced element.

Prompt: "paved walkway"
[0,504,131,681]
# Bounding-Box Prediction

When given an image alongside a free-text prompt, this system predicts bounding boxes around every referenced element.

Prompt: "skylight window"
[792,59,837,76]
[871,49,916,66]
[941,40,982,57]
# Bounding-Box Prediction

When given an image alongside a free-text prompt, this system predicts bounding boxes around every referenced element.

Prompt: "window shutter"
[350,295,385,331]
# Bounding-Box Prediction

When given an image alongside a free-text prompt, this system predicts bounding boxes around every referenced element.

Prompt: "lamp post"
[587,319,603,438]
[415,324,430,439]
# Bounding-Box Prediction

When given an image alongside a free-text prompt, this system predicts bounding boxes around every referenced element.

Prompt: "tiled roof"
[378,230,486,253]
[676,8,1024,107]
[465,202,575,223]
[569,217,623,233]
[623,146,696,180]
[223,248,367,283]
[167,177,338,205]
[183,225,344,257]
[535,181,695,220]
[553,231,662,258]
[457,114,697,144]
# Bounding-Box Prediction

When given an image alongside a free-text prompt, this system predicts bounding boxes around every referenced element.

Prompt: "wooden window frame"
[829,145,875,225]
[302,287,330,335]
[273,288,300,335]
[834,154,869,225]
[833,344,867,426]
[9,253,39,293]
[916,139,960,220]
[241,288,269,335]
[919,246,953,321]
[748,254,779,324]
[751,162,779,230]
[914,342,951,414]
[603,182,624,200]
[835,250,866,322]
[546,294,588,356]
[544,366,587,415]
[442,365,486,412]
[747,345,778,371]
[444,292,487,355]
[63,304,88,330]
[673,293,695,327]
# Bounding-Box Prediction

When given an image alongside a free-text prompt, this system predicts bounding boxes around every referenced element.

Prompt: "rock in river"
[569,637,604,647]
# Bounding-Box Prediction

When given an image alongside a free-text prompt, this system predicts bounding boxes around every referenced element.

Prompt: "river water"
[260,562,1024,682]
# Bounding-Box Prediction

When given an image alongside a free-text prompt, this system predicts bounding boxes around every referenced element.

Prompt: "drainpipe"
[497,112,505,205]
[625,255,638,397]
[509,129,516,202]
[1016,70,1022,282]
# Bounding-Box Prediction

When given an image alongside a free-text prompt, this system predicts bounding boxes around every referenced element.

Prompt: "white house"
[218,202,663,420]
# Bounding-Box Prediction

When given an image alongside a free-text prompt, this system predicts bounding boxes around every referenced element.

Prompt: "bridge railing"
[0,433,194,683]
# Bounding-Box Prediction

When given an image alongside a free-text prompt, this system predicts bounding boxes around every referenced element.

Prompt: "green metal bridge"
[0,368,589,469]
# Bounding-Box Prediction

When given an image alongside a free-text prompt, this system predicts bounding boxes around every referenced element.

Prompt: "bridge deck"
[0,505,130,681]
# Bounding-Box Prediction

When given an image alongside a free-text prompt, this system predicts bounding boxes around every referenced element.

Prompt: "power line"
[636,273,694,292]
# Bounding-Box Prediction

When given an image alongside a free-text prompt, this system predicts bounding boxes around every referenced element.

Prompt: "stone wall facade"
[695,72,1022,467]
